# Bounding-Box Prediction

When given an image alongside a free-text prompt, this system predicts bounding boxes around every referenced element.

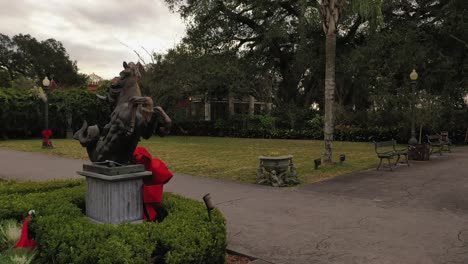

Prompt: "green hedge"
[0,180,226,264]
[0,87,109,139]
[173,119,468,144]
[173,120,405,142]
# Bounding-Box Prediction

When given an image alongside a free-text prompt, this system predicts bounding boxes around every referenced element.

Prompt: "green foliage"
[0,219,22,251]
[10,75,36,90]
[143,46,257,114]
[348,0,383,28]
[0,179,83,196]
[0,180,226,264]
[0,68,11,87]
[0,87,109,139]
[0,34,86,87]
[0,88,43,139]
[164,0,324,105]
[173,119,408,142]
[47,88,110,136]
[338,0,467,134]
[163,0,466,142]
[0,248,36,264]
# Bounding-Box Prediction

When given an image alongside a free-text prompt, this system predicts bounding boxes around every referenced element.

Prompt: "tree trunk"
[321,0,340,163]
[323,31,337,163]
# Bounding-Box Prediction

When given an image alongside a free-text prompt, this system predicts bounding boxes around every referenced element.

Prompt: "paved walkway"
[1,147,468,264]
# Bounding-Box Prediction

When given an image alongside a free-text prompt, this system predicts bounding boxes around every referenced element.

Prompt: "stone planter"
[77,162,152,224]
[257,155,299,187]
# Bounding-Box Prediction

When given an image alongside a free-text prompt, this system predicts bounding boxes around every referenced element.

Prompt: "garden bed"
[0,180,226,264]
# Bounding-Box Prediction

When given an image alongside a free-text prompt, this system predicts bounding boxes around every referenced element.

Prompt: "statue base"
[77,162,152,224]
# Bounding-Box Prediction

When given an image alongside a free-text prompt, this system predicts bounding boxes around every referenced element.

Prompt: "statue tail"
[73,121,100,146]
[73,121,88,143]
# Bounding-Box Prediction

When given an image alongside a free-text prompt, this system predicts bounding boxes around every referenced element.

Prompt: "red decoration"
[42,129,53,147]
[87,84,97,91]
[15,212,37,249]
[133,147,173,221]
[142,184,163,220]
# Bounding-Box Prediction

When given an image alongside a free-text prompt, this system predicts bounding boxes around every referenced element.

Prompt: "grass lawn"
[0,136,380,184]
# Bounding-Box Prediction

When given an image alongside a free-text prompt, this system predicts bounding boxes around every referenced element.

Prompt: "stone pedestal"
[408,143,430,161]
[77,163,152,224]
[257,155,299,187]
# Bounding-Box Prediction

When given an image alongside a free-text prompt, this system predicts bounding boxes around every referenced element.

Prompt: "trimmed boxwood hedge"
[0,180,226,264]
[173,120,407,142]
[0,87,110,139]
[173,120,468,144]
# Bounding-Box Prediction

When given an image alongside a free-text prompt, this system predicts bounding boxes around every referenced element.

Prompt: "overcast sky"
[0,0,186,79]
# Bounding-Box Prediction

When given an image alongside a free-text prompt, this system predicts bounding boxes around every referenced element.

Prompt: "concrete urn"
[257,154,299,187]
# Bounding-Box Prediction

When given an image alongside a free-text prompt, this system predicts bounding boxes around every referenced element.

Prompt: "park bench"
[373,140,409,171]
[426,134,451,155]
[440,131,452,152]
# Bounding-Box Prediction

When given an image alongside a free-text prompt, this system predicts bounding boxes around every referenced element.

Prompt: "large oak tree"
[0,34,86,87]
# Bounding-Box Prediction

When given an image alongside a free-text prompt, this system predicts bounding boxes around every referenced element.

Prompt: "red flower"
[42,130,53,147]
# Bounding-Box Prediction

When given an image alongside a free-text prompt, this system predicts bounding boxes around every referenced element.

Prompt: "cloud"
[0,0,186,79]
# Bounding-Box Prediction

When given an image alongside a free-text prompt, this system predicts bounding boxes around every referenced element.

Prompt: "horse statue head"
[102,61,146,107]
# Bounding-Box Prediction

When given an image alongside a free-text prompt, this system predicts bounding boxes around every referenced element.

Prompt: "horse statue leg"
[126,96,154,136]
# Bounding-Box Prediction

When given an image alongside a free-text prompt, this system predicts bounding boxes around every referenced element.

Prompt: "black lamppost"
[42,77,50,130]
[408,69,418,145]
[41,76,53,148]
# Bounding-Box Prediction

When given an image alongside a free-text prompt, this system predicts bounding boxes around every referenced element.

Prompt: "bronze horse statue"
[74,61,171,164]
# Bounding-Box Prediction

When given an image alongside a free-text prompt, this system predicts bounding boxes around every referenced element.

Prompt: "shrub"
[0,88,109,139]
[0,179,83,196]
[0,219,22,251]
[0,248,36,264]
[172,119,409,142]
[0,181,226,264]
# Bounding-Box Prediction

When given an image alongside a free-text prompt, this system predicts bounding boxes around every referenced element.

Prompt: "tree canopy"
[160,0,466,139]
[165,0,325,105]
[0,34,87,88]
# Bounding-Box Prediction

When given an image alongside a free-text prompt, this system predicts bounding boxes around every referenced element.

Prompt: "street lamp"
[42,77,50,130]
[42,76,53,148]
[408,69,418,145]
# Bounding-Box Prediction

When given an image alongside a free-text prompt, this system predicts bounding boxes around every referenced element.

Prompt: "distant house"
[87,73,103,91]
[183,94,272,121]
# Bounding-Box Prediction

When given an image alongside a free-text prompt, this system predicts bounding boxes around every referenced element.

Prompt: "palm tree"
[319,0,382,162]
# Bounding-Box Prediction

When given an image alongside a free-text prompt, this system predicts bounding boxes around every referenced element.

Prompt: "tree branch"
[216,0,263,33]
[450,34,468,50]
[338,15,362,44]
[278,1,300,17]
[119,41,147,64]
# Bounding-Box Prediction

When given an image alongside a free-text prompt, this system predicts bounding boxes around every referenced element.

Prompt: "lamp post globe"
[410,69,418,81]
[408,69,418,145]
[42,76,50,88]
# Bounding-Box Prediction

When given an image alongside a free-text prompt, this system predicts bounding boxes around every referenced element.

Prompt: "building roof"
[88,73,103,85]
